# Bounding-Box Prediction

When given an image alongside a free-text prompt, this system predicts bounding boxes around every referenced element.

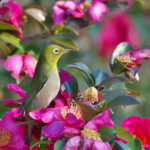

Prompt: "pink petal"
[23,53,35,78]
[85,109,113,130]
[4,54,23,79]
[42,121,65,140]
[88,1,109,22]
[62,136,81,150]
[121,116,141,133]
[29,107,61,123]
[7,1,22,27]
[92,140,112,150]
[59,70,72,85]
[52,1,65,25]
[7,83,25,98]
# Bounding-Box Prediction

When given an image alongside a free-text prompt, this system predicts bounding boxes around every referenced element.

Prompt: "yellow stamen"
[81,127,101,141]
[0,128,11,147]
[81,87,98,104]
[116,55,136,64]
[61,103,82,119]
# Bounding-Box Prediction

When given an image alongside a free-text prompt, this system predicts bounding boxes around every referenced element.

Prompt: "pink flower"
[4,52,36,79]
[0,111,26,150]
[120,116,150,148]
[0,1,23,38]
[97,11,140,59]
[88,1,109,22]
[52,0,84,25]
[3,83,25,104]
[62,109,113,150]
[120,49,150,67]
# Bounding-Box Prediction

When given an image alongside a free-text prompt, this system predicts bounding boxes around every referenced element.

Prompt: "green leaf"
[0,21,18,30]
[98,126,116,142]
[15,120,35,127]
[53,25,79,36]
[107,95,140,108]
[0,103,20,109]
[76,102,96,124]
[113,140,128,150]
[127,138,142,150]
[31,140,52,150]
[100,89,128,103]
[0,43,11,58]
[50,36,79,51]
[64,72,78,99]
[54,140,66,150]
[110,42,133,74]
[0,32,24,50]
[98,76,126,90]
[113,127,134,142]
[67,62,95,86]
[93,69,109,87]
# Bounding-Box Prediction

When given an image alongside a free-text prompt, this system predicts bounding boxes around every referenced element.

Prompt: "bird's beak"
[63,49,71,53]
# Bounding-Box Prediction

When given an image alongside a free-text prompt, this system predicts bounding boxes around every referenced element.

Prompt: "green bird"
[19,44,69,145]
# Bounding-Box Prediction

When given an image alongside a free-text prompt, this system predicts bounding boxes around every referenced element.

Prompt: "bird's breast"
[31,72,60,110]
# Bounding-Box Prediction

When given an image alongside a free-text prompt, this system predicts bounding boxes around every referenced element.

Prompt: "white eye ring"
[53,48,60,54]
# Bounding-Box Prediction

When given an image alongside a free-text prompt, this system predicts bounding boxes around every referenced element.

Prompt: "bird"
[19,44,69,145]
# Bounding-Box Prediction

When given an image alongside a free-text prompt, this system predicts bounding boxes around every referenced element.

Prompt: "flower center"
[116,55,136,65]
[61,103,82,119]
[81,127,101,141]
[0,128,11,147]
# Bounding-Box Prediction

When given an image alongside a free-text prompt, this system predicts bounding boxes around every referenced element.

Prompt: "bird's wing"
[19,63,49,113]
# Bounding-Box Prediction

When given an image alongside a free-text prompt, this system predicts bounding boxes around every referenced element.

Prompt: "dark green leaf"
[0,32,24,50]
[67,63,95,86]
[93,69,109,87]
[54,140,66,150]
[108,95,140,108]
[31,140,52,150]
[76,102,96,124]
[98,126,116,142]
[99,76,126,90]
[64,72,78,99]
[53,25,79,36]
[127,138,142,150]
[0,43,10,58]
[113,127,134,142]
[113,140,128,150]
[0,103,20,109]
[0,21,18,30]
[110,42,133,74]
[50,36,79,51]
[100,89,128,103]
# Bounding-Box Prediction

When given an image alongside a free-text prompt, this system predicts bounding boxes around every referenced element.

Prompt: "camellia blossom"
[0,1,23,38]
[62,109,113,150]
[117,49,150,67]
[0,111,26,150]
[88,1,109,22]
[97,11,140,58]
[120,116,150,148]
[52,0,84,25]
[4,52,36,79]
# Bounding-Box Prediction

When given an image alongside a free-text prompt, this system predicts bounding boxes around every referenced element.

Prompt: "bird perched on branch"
[19,44,70,145]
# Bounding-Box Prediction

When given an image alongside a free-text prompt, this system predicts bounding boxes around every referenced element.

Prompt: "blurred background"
[0,0,150,126]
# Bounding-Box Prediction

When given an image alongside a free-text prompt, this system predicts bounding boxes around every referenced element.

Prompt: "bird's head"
[41,44,70,65]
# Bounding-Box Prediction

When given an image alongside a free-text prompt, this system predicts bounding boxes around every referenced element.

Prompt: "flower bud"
[81,87,99,104]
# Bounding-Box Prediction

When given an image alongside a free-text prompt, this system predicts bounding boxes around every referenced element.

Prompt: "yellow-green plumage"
[19,44,69,145]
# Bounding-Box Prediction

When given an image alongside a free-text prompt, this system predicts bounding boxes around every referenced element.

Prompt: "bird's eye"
[53,48,60,54]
